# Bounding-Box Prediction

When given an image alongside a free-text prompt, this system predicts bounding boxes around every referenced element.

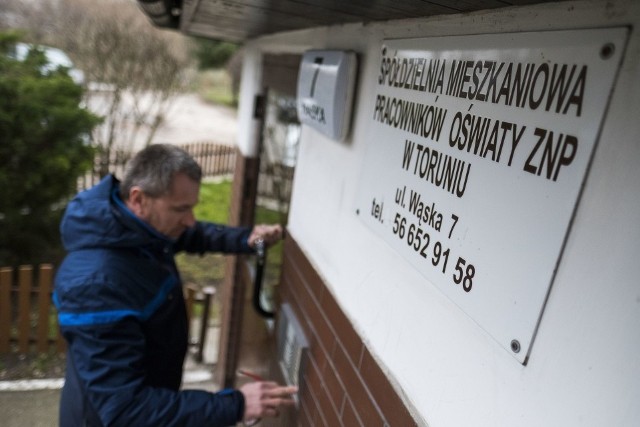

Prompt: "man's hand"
[248,224,283,248]
[239,381,298,423]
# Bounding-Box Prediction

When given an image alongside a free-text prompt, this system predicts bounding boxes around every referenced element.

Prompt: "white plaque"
[355,28,627,363]
[297,50,357,141]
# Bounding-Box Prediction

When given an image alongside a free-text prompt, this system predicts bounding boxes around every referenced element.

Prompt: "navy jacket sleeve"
[175,221,253,255]
[60,314,244,427]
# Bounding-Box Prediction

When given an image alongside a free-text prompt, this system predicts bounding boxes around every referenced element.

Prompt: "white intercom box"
[276,303,308,406]
[297,50,357,141]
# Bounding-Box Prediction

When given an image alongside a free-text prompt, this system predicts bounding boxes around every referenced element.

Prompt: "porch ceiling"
[138,0,557,42]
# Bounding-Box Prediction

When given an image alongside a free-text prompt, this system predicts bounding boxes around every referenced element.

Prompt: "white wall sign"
[297,50,357,141]
[356,28,627,363]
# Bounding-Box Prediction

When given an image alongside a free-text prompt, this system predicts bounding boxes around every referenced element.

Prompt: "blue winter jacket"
[54,175,252,426]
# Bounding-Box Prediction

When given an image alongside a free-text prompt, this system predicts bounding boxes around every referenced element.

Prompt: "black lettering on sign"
[448,111,526,167]
[444,59,587,117]
[378,49,446,94]
[372,95,447,141]
[371,198,384,223]
[310,57,323,97]
[524,128,578,181]
[407,140,471,198]
[407,189,442,231]
[395,185,407,208]
[448,214,459,239]
[301,103,326,124]
[402,139,415,170]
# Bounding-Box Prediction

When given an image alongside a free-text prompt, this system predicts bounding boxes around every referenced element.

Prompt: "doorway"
[232,54,302,390]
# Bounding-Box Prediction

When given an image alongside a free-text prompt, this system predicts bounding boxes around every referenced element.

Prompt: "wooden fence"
[0,264,214,356]
[78,142,237,191]
[185,142,236,178]
[0,265,65,354]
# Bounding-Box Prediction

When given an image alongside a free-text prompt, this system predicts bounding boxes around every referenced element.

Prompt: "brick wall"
[279,237,419,427]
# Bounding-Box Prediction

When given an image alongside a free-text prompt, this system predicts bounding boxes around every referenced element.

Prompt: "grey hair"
[120,144,202,200]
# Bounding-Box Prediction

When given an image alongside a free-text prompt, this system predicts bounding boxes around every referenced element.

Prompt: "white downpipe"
[236,47,263,158]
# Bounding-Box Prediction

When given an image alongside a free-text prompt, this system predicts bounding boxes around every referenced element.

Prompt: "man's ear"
[125,186,147,217]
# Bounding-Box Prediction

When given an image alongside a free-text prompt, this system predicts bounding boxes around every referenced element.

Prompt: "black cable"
[252,238,275,319]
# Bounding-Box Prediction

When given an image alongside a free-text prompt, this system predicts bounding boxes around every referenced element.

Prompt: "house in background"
[137,1,639,426]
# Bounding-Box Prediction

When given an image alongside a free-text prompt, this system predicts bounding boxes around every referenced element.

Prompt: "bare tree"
[2,0,195,176]
[0,0,59,41]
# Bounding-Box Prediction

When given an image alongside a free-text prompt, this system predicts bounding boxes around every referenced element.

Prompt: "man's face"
[128,172,200,240]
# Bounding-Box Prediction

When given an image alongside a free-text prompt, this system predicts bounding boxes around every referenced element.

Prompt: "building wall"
[241,0,640,425]
[279,237,418,426]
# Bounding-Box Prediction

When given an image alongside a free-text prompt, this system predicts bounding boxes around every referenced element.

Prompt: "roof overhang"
[137,0,558,42]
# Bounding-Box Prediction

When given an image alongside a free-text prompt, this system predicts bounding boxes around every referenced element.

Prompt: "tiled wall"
[279,237,418,426]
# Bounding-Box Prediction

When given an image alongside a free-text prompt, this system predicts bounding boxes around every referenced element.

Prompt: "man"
[53,144,296,426]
